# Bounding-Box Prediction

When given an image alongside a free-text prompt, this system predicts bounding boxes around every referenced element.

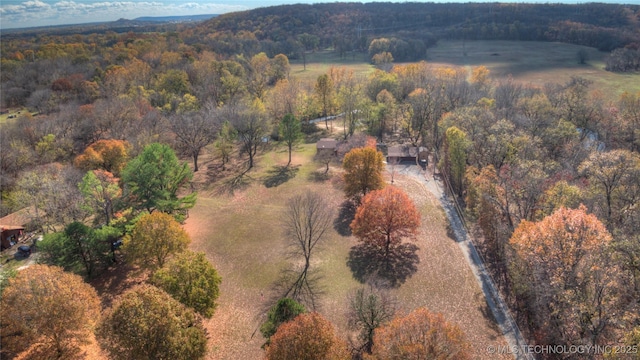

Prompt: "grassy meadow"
[291,41,640,99]
[184,139,509,359]
[290,50,375,83]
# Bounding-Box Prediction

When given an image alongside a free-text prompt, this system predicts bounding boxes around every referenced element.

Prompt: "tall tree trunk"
[193,151,199,172]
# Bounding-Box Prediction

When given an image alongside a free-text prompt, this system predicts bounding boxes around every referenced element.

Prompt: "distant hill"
[189,2,640,57]
[0,14,218,38]
[134,14,217,22]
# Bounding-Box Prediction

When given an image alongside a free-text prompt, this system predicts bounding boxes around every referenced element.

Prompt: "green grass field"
[184,143,509,359]
[290,50,375,83]
[0,107,31,126]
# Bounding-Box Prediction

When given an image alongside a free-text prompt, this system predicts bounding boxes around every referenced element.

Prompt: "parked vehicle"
[17,245,31,257]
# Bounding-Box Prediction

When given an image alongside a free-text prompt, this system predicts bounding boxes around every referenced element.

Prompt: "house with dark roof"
[387,145,429,166]
[316,138,338,157]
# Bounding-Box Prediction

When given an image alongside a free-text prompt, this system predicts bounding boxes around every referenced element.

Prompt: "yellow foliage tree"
[124,211,190,269]
[343,147,385,201]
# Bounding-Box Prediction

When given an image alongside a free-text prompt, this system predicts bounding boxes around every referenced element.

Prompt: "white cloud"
[1,0,249,29]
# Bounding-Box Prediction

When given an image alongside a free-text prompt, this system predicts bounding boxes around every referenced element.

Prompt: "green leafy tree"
[98,284,207,360]
[297,33,319,70]
[121,142,196,215]
[279,114,302,166]
[441,126,469,196]
[151,251,222,318]
[157,69,190,96]
[124,211,190,270]
[38,222,111,277]
[342,146,385,201]
[260,298,306,343]
[272,54,290,81]
[79,169,121,225]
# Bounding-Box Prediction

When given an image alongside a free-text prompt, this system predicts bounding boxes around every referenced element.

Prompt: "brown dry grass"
[388,173,510,359]
[427,40,640,98]
[291,41,640,100]
[182,142,509,359]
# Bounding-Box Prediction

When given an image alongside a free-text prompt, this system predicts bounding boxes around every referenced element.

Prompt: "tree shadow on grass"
[308,170,330,183]
[347,242,420,288]
[267,265,324,311]
[334,200,356,236]
[475,291,501,340]
[213,171,252,196]
[263,165,299,188]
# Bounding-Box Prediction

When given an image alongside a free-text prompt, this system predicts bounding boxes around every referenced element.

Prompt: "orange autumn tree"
[0,265,101,359]
[74,139,131,175]
[265,312,350,360]
[369,307,471,360]
[509,205,622,348]
[350,186,420,257]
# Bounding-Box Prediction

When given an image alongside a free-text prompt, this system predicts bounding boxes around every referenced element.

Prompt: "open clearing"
[427,40,640,98]
[183,142,509,359]
[291,41,640,99]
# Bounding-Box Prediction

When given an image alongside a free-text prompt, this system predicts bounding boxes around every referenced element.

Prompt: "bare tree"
[347,280,397,355]
[280,190,334,309]
[388,156,400,184]
[228,105,270,170]
[170,104,218,172]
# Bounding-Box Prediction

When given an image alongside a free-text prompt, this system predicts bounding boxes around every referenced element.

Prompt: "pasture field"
[0,107,32,125]
[290,41,640,99]
[427,40,640,98]
[183,141,509,359]
[289,50,374,83]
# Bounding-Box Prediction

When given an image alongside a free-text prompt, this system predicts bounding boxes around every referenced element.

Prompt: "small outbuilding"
[1,225,25,251]
[316,138,338,157]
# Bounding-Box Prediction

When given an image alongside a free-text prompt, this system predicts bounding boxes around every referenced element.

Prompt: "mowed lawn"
[184,143,509,359]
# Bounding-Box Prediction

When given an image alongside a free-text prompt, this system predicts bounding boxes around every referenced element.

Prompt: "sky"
[1,0,638,30]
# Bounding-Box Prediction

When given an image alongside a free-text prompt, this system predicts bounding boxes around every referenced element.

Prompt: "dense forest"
[190,2,640,61]
[1,2,640,359]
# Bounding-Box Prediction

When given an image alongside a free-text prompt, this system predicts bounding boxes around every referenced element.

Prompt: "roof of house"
[316,138,338,149]
[0,208,30,227]
[1,225,25,232]
[387,145,419,158]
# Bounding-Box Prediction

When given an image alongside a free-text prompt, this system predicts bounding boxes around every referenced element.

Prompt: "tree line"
[193,2,640,60]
